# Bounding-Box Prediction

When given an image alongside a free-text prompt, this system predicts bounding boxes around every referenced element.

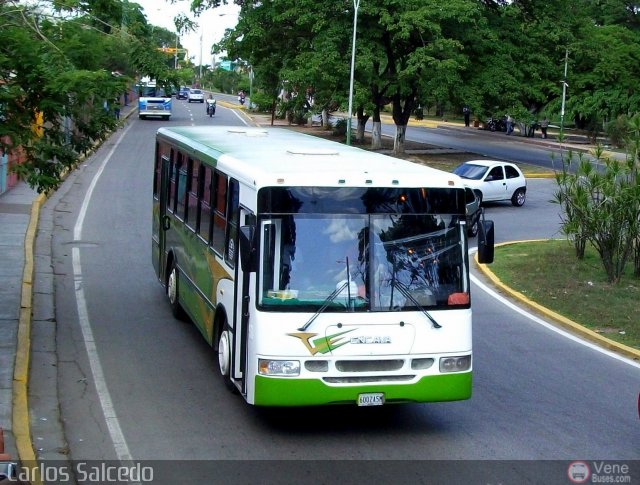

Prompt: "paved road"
[374,120,588,170]
[2,99,637,484]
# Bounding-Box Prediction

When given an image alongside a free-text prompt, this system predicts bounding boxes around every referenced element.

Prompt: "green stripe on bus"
[253,373,472,406]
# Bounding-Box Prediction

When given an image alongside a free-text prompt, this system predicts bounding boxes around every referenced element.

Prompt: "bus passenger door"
[232,207,254,396]
[157,156,170,283]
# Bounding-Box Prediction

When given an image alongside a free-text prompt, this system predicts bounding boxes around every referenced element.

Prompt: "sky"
[134,0,240,66]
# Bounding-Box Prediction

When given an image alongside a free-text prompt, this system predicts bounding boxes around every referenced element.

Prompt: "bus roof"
[157,126,463,190]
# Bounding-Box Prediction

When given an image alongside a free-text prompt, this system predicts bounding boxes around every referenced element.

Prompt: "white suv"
[188,89,204,103]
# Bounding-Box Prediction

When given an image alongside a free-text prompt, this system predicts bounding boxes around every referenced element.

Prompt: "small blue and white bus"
[138,77,171,120]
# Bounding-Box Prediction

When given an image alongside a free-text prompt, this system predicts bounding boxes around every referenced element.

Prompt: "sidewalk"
[0,182,38,460]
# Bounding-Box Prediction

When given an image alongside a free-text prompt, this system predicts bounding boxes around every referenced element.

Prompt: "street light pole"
[249,64,253,109]
[199,30,203,81]
[560,48,569,137]
[346,0,361,146]
[174,33,178,69]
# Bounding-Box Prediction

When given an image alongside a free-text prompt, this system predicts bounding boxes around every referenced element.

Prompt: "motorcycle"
[485,116,506,132]
[206,98,216,117]
[238,95,245,106]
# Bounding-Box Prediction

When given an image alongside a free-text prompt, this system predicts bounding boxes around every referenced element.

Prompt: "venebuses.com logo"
[568,461,590,483]
[568,461,632,484]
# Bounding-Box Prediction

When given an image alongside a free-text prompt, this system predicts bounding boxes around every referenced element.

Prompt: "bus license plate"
[357,393,384,406]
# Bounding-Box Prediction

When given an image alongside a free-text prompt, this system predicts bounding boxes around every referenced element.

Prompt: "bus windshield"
[140,85,168,98]
[258,187,468,312]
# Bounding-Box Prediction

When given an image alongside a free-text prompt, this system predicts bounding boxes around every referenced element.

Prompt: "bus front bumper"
[253,372,472,407]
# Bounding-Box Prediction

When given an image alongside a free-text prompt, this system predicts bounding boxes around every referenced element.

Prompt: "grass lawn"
[487,239,640,350]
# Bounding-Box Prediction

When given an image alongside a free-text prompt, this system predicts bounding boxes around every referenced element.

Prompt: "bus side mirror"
[477,220,495,264]
[239,225,257,273]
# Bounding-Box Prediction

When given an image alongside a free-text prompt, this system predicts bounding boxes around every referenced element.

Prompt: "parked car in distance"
[188,89,204,103]
[177,88,188,100]
[453,160,527,206]
[465,187,482,237]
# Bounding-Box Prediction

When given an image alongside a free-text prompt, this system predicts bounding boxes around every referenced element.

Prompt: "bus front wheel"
[217,324,238,393]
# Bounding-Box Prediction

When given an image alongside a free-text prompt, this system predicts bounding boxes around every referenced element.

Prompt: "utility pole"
[174,33,178,70]
[249,65,253,109]
[199,30,203,81]
[560,48,569,137]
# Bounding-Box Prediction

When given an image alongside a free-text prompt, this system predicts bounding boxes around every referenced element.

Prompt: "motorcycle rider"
[206,94,216,116]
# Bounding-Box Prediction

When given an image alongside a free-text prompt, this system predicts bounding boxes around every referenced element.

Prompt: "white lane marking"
[228,106,250,125]
[72,123,139,470]
[469,254,640,370]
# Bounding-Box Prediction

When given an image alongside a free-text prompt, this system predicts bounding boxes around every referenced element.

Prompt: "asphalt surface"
[0,102,637,471]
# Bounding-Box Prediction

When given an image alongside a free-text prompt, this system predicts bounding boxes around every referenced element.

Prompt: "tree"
[554,144,640,284]
[1,1,178,193]
[216,0,307,125]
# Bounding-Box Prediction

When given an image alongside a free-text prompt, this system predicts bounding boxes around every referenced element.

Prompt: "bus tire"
[167,261,186,320]
[217,323,238,394]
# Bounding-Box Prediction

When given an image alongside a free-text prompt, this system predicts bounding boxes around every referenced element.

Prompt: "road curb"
[13,193,45,485]
[474,240,640,362]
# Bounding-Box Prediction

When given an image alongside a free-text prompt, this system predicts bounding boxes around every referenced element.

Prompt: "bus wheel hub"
[218,330,231,376]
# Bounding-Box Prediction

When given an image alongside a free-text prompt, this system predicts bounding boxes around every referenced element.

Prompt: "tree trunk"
[391,90,416,154]
[393,124,407,154]
[634,236,640,277]
[371,106,382,149]
[356,119,366,142]
[371,122,382,149]
[270,100,276,126]
[322,109,329,128]
[574,235,586,260]
[355,107,369,143]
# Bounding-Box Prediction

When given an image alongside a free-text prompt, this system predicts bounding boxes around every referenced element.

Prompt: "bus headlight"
[258,359,300,376]
[439,355,471,373]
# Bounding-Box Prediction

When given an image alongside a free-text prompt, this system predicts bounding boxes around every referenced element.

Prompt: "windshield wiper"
[390,280,442,329]
[388,253,441,329]
[297,280,348,332]
[298,256,354,332]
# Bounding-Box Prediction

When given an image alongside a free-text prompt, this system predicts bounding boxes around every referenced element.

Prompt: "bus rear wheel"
[167,262,186,320]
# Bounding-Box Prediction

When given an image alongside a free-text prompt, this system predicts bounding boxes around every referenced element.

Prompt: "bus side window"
[211,171,227,254]
[185,158,199,231]
[167,149,176,213]
[224,178,240,267]
[175,153,187,221]
[199,166,212,242]
[153,142,161,200]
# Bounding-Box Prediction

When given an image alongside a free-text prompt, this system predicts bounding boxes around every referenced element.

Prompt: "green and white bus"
[152,126,494,407]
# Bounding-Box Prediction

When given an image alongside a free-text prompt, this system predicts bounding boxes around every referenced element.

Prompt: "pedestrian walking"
[540,117,549,139]
[463,105,471,127]
[113,96,121,120]
[505,114,514,135]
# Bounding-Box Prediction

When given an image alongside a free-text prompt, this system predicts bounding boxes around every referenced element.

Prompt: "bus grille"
[335,359,404,372]
[323,375,415,384]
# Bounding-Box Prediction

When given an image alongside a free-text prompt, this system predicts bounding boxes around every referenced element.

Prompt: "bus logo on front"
[287,330,355,355]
